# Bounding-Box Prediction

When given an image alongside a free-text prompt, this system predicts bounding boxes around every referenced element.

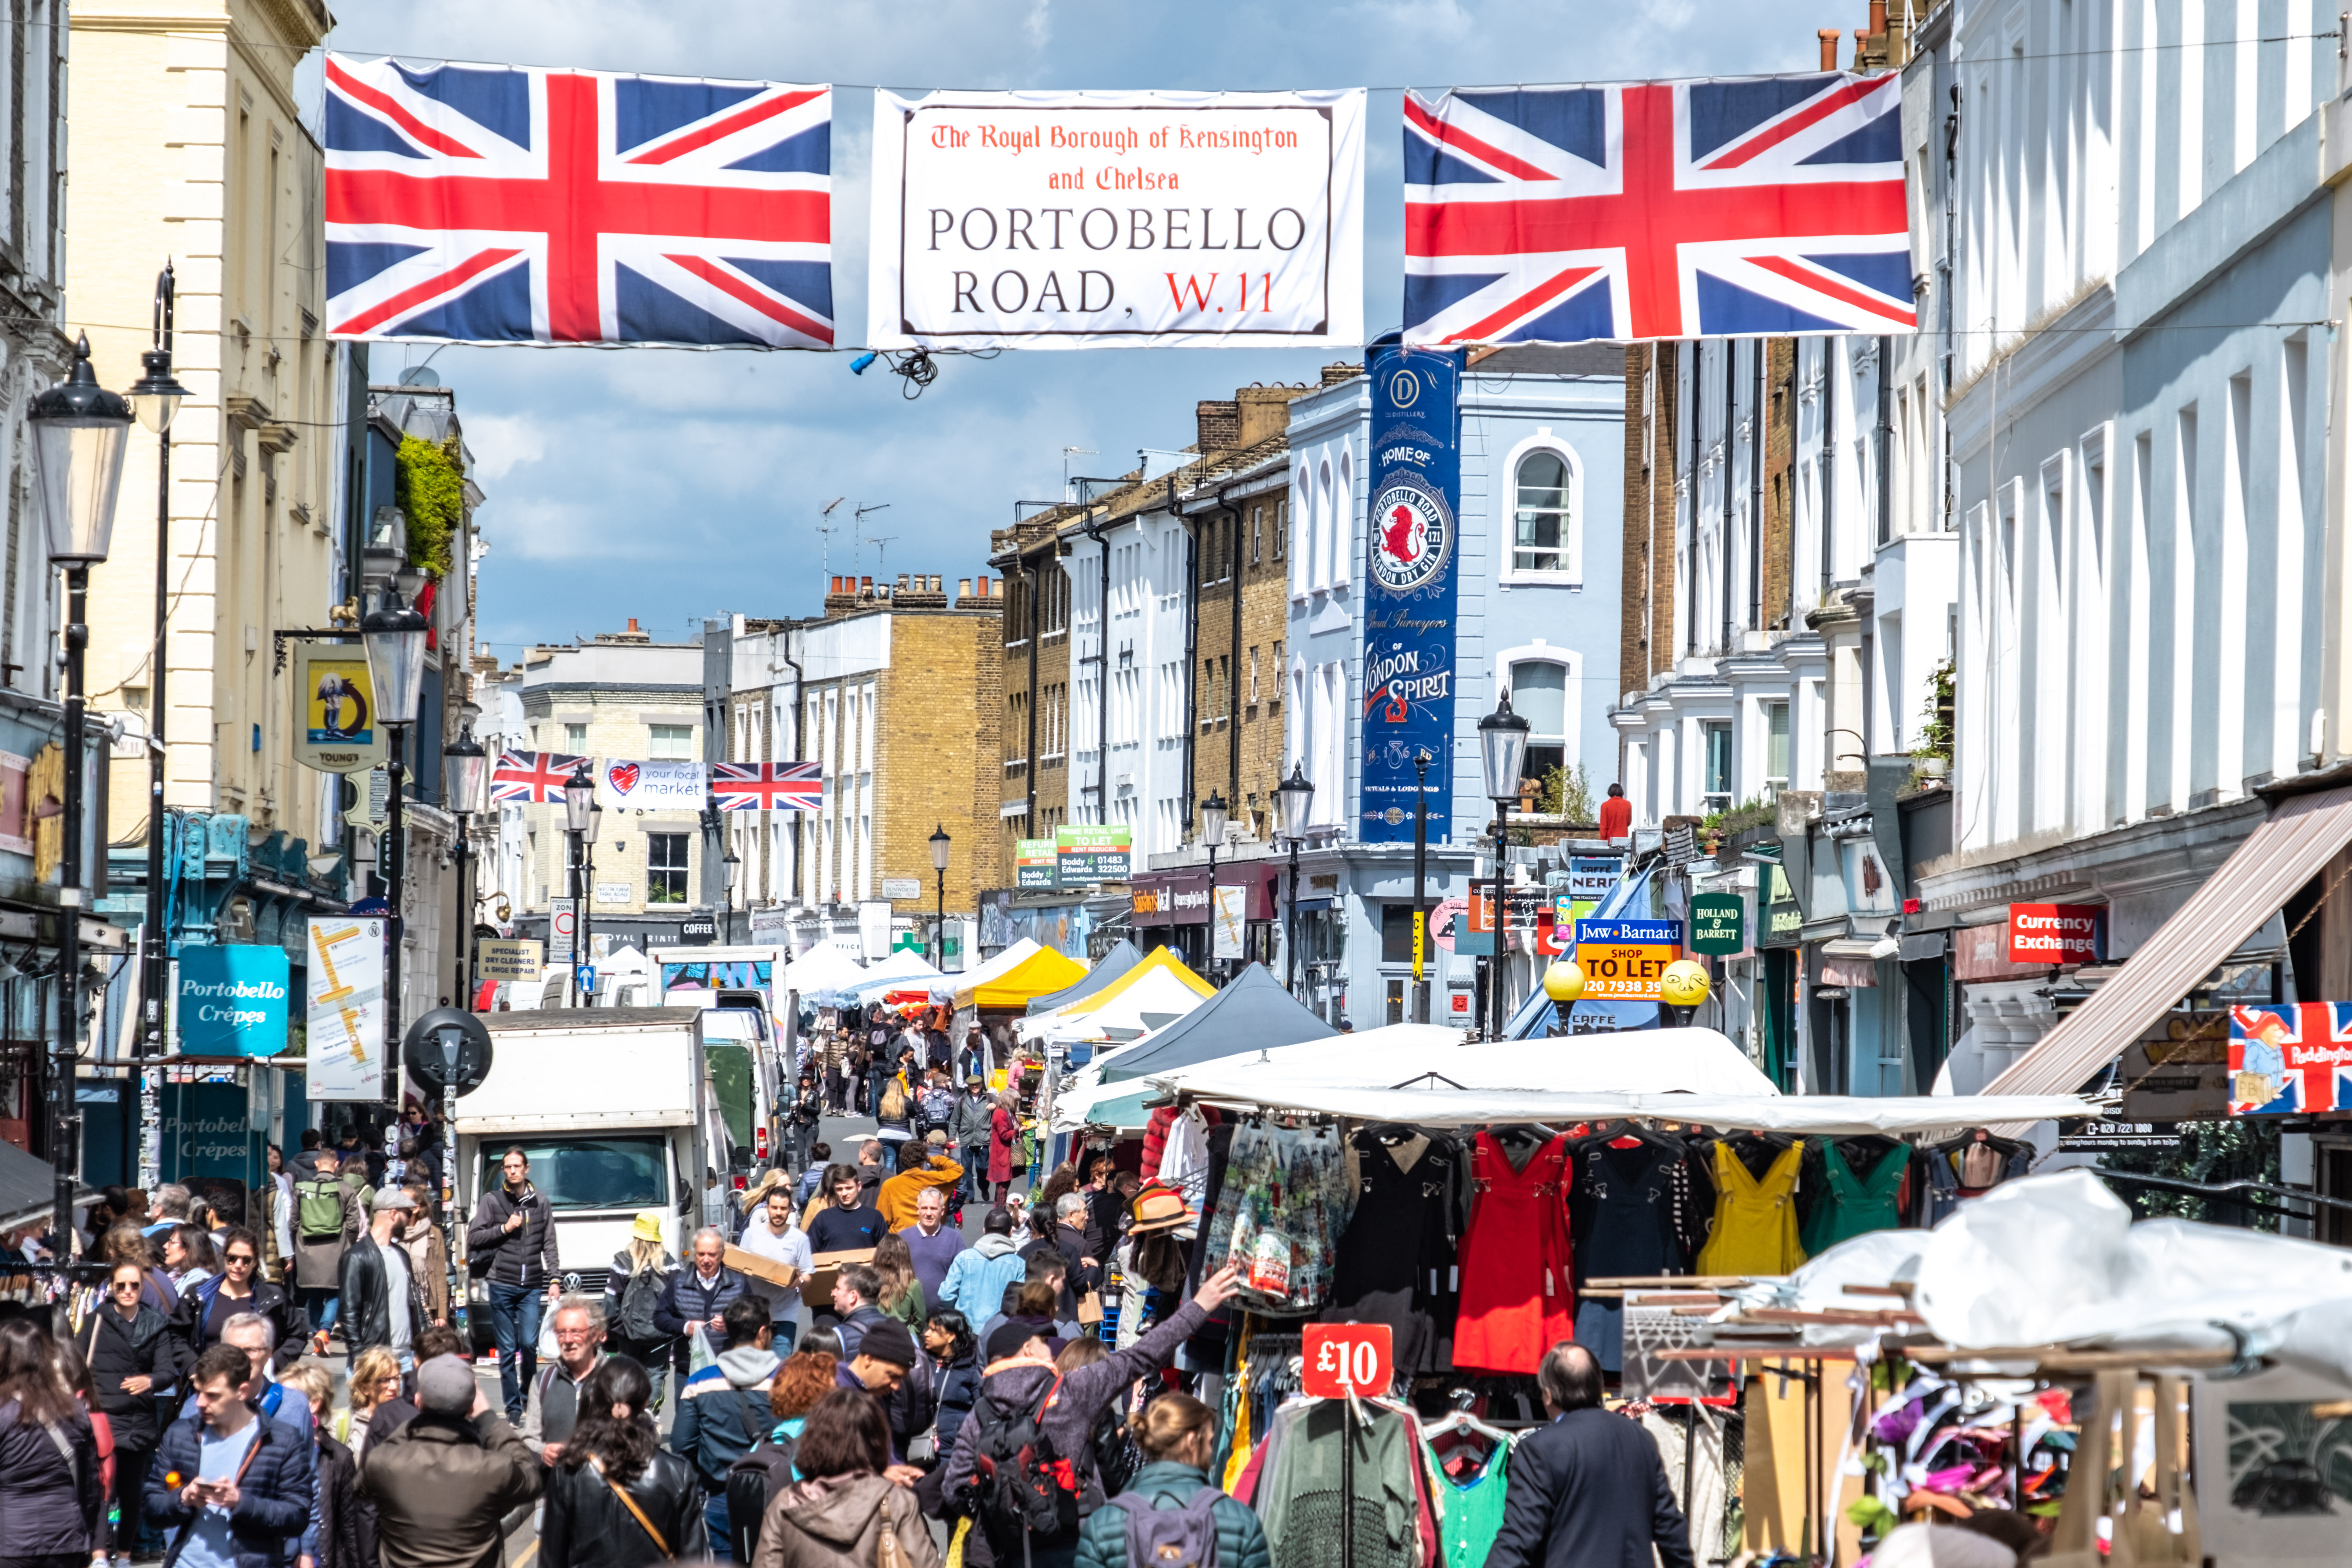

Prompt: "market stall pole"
[1411,748,1431,1023]
[1199,791,1227,982]
[1477,691,1529,1043]
[1275,763,1313,995]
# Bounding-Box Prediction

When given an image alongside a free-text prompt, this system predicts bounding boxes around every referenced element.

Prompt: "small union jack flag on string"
[323,55,832,346]
[710,761,822,813]
[1403,74,1913,345]
[489,750,589,805]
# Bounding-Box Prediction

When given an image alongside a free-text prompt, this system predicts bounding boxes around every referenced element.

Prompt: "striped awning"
[1986,785,2352,1097]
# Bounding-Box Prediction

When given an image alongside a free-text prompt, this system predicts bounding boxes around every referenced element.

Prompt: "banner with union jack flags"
[489,750,589,805]
[710,761,822,814]
[323,56,832,346]
[1402,74,1913,346]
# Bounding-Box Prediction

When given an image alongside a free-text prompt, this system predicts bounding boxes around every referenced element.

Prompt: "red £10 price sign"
[1302,1322,1393,1398]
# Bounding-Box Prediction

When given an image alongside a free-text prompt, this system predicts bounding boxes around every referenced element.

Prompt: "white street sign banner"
[598,758,706,811]
[306,916,385,1102]
[857,899,894,960]
[1212,884,1247,961]
[869,89,1363,350]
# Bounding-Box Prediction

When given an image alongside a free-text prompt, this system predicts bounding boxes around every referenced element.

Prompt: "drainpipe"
[1750,338,1765,632]
[1820,339,1837,598]
[1722,340,1735,656]
[779,626,804,903]
[1025,555,1042,833]
[1684,342,1699,657]
[1174,477,1201,845]
[1085,509,1112,824]
[1877,334,1894,548]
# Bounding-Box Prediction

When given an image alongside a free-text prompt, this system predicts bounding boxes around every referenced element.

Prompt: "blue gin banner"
[1360,341,1464,842]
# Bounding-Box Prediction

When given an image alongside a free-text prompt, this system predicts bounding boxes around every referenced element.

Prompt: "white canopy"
[602,944,650,974]
[782,942,867,999]
[954,938,1042,996]
[1044,967,1207,1044]
[1146,1023,1780,1101]
[843,949,949,1001]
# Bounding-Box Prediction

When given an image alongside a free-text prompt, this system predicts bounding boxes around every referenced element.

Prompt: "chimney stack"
[1818,27,1840,69]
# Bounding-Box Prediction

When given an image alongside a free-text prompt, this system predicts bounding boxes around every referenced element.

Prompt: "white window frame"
[1494,643,1582,774]
[647,723,694,760]
[1497,430,1584,585]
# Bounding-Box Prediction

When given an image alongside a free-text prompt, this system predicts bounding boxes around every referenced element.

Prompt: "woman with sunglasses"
[167,1226,307,1375]
[74,1261,176,1568]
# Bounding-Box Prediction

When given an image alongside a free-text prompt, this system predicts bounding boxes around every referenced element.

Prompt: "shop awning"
[0,1135,97,1234]
[956,940,1089,1010]
[1096,962,1334,1083]
[1985,784,2352,1097]
[1024,939,1143,1015]
[783,942,867,999]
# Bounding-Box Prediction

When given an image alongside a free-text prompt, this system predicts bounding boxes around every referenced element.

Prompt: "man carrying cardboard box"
[731,1188,813,1353]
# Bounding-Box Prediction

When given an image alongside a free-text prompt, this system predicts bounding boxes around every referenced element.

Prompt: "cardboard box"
[724,1245,800,1291]
[799,1247,875,1304]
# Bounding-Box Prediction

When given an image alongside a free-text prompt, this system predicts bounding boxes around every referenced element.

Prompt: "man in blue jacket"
[1485,1341,1693,1568]
[653,1227,747,1345]
[147,1343,314,1568]
[670,1296,779,1559]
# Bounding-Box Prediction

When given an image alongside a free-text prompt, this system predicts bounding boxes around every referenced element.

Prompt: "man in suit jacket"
[1486,1341,1694,1568]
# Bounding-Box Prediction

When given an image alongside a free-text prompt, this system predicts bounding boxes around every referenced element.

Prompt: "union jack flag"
[1403,75,1913,346]
[489,750,589,805]
[323,55,832,346]
[710,761,822,813]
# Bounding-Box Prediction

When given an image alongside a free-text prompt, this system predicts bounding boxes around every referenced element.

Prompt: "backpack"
[918,1086,958,1128]
[965,1373,1079,1545]
[618,1265,667,1343]
[295,1177,344,1241]
[726,1428,801,1565]
[1107,1489,1222,1568]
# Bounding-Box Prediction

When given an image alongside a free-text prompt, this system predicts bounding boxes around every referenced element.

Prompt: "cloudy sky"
[316,0,1840,656]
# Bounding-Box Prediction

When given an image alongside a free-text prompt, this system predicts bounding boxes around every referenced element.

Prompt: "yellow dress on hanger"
[1695,1139,1807,1274]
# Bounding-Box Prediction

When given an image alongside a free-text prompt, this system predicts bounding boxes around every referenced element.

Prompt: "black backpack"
[726,1426,800,1564]
[617,1265,666,1344]
[965,1372,1080,1546]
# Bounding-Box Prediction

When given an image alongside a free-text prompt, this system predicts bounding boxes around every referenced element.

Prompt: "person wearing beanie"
[359,1354,540,1568]
[838,1316,916,1397]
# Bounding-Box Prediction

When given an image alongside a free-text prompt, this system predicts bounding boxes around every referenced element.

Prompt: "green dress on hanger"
[1799,1140,1910,1254]
[1425,1434,1513,1568]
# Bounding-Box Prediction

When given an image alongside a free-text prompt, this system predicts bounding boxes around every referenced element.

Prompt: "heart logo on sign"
[606,762,641,796]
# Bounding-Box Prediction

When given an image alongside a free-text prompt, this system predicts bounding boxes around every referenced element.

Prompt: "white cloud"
[459,412,548,483]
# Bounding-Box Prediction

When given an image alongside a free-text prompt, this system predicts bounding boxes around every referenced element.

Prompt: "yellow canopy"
[1058,946,1213,1015]
[957,943,1090,1010]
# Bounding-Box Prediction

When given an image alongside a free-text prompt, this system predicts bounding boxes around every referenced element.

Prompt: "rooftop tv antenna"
[817,497,846,580]
[855,502,892,580]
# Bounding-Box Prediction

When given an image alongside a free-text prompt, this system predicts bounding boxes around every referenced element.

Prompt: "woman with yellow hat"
[602,1212,680,1412]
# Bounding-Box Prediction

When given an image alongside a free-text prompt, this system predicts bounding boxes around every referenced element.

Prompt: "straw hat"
[1125,1179,1195,1235]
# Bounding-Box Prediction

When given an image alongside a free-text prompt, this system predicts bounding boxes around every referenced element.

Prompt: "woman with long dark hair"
[0,1318,103,1568]
[160,1225,219,1296]
[168,1226,304,1373]
[749,1389,939,1568]
[539,1356,705,1568]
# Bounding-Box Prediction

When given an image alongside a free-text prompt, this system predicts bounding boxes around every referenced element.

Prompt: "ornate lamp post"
[563,763,598,1006]
[1477,691,1530,1043]
[362,584,429,1075]
[1198,790,1228,979]
[28,334,130,1244]
[1272,764,1314,995]
[126,269,186,1121]
[928,825,950,967]
[444,714,490,1008]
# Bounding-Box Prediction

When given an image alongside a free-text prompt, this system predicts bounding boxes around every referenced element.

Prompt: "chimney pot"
[959,578,972,599]
[1868,0,1886,34]
[861,576,872,593]
[1818,27,1840,69]
[626,617,640,634]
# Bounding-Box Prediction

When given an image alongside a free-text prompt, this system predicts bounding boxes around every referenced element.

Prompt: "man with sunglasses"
[170,1225,307,1374]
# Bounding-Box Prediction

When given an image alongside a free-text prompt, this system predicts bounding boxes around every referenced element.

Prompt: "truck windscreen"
[483,1137,667,1211]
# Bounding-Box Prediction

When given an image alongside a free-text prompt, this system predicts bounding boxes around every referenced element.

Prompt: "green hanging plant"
[394,433,465,578]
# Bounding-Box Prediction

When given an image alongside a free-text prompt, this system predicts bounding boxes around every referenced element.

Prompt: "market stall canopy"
[955,939,1088,1010]
[842,949,949,1003]
[1097,962,1335,1083]
[1017,946,1214,1040]
[1044,965,1209,1044]
[1024,939,1143,1015]
[1140,1067,2099,1134]
[0,1135,97,1233]
[1149,1023,1781,1101]
[603,944,650,974]
[783,942,867,999]
[1985,783,2352,1097]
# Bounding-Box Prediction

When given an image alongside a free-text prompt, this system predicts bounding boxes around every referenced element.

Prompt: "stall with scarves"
[1082,1025,2125,1568]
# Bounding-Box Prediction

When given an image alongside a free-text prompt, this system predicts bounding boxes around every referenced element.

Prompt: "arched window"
[1510,446,1580,578]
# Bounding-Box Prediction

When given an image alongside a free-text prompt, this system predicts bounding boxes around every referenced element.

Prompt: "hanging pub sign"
[2228,1003,2352,1116]
[869,89,1364,350]
[1360,341,1464,844]
[1689,893,1745,956]
[291,643,387,774]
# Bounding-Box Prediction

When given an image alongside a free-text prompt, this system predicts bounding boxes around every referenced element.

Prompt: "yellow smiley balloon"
[1660,959,1712,1008]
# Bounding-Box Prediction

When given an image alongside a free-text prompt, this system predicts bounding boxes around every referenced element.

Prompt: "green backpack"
[295,1177,345,1241]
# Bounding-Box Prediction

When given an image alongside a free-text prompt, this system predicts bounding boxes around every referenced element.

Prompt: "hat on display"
[1125,1179,1195,1235]
[631,1211,665,1243]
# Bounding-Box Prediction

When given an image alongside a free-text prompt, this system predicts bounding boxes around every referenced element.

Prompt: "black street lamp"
[1477,690,1530,1043]
[929,824,950,967]
[563,762,597,1006]
[28,333,131,1246]
[362,583,428,1080]
[1198,790,1228,979]
[127,270,185,1118]
[722,844,742,942]
[1273,763,1314,995]
[1411,749,1432,1024]
[444,713,489,1009]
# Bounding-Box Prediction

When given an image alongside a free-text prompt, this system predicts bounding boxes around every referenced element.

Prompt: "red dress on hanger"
[1453,1130,1575,1373]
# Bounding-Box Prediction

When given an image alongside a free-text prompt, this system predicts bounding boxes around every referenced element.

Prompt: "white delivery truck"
[457,1007,728,1341]
[653,945,789,1168]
